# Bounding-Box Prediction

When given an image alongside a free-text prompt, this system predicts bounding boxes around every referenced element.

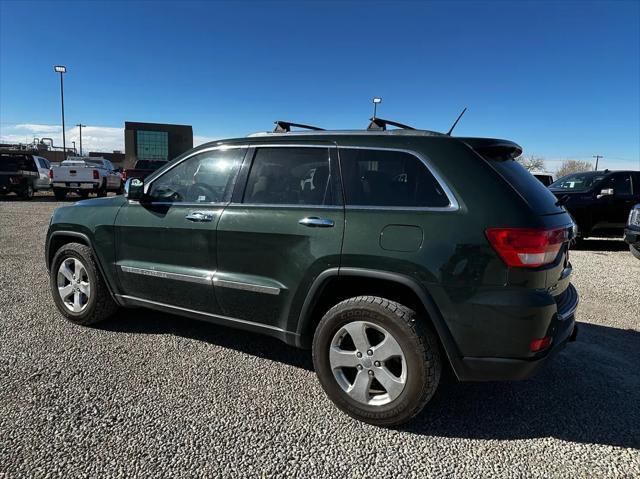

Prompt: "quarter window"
[339,149,450,208]
[243,147,333,205]
[148,148,245,203]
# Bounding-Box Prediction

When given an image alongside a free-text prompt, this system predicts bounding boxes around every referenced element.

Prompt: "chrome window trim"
[337,146,460,212]
[227,203,342,210]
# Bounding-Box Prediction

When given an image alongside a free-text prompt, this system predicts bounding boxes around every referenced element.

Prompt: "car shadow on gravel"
[97,308,314,371]
[97,312,638,449]
[572,238,628,252]
[0,193,59,203]
[406,322,640,449]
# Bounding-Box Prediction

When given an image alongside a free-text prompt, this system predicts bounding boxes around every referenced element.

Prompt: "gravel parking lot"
[1,193,639,478]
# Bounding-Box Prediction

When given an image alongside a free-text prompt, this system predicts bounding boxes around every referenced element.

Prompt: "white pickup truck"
[50,157,122,200]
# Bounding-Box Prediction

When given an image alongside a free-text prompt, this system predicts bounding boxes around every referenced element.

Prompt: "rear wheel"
[21,183,34,200]
[53,188,67,200]
[631,245,640,260]
[313,296,441,426]
[50,242,119,325]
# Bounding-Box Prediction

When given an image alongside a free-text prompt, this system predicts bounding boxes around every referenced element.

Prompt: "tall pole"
[60,72,66,157]
[593,154,603,170]
[76,124,86,156]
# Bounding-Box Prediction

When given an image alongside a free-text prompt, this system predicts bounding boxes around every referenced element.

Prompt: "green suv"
[46,121,579,426]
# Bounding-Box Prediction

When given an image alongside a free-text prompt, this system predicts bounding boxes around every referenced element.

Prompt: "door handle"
[185,211,215,222]
[298,217,335,228]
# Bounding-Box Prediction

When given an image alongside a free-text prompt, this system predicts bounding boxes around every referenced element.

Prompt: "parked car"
[50,157,122,200]
[531,171,554,186]
[0,153,51,199]
[46,120,578,426]
[624,204,640,259]
[122,160,168,181]
[549,170,640,239]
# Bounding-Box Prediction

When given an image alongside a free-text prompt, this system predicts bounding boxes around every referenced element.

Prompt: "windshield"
[135,160,166,170]
[550,172,607,191]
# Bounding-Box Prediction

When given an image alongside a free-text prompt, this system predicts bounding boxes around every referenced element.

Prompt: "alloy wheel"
[57,257,91,313]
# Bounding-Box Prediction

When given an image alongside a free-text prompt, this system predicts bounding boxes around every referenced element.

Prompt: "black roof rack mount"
[274,121,325,133]
[367,117,416,131]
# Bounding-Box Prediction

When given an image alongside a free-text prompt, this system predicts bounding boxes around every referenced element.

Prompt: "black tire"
[78,190,90,199]
[631,245,640,260]
[312,296,441,426]
[21,183,34,200]
[50,242,119,325]
[53,188,67,200]
[97,181,107,197]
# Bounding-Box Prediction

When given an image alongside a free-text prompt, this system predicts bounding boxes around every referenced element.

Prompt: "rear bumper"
[456,283,579,381]
[52,182,100,190]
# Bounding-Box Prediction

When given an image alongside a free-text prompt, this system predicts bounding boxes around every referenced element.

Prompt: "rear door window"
[338,148,450,208]
[243,147,334,206]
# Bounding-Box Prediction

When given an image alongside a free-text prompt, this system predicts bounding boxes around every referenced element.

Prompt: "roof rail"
[273,121,325,133]
[367,117,416,131]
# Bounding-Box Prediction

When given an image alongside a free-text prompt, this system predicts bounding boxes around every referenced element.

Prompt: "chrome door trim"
[213,278,280,296]
[119,264,281,295]
[119,265,214,285]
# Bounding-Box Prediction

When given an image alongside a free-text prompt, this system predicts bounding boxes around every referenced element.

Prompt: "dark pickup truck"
[122,160,168,181]
[549,170,640,239]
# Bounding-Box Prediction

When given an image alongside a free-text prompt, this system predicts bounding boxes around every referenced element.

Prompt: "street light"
[76,124,86,156]
[372,97,382,119]
[53,65,67,158]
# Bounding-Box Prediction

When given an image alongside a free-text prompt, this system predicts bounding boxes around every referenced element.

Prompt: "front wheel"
[312,296,441,426]
[50,242,119,325]
[53,188,67,200]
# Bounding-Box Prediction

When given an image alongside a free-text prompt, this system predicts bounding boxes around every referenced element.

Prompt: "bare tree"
[516,155,546,172]
[555,160,593,179]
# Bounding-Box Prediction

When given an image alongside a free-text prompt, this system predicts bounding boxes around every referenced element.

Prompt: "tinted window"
[148,148,245,203]
[550,172,607,191]
[135,160,167,170]
[37,158,49,169]
[602,173,633,196]
[339,149,449,208]
[243,147,333,205]
[0,155,37,172]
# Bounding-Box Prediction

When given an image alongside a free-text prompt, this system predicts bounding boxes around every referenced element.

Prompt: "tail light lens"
[530,336,552,352]
[485,227,568,268]
[48,168,53,179]
[92,169,99,180]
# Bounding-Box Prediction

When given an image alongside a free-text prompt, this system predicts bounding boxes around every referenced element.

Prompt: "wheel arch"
[46,230,122,305]
[295,267,464,377]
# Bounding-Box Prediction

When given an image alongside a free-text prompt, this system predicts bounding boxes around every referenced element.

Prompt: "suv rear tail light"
[485,227,568,268]
[92,169,99,180]
[48,168,53,179]
[530,336,552,352]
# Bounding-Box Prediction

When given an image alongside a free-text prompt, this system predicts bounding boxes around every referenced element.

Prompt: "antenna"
[372,97,382,119]
[446,107,467,136]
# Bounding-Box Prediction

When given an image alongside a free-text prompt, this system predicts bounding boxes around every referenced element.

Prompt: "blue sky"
[1,0,638,171]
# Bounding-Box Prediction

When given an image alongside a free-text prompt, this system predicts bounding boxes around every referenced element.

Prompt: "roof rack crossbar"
[274,121,325,133]
[367,117,416,131]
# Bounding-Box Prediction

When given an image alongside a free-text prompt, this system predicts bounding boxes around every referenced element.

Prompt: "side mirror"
[597,188,614,199]
[124,178,145,200]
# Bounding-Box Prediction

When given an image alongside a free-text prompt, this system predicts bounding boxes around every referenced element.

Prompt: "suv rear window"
[0,154,36,172]
[339,149,449,208]
[487,159,565,215]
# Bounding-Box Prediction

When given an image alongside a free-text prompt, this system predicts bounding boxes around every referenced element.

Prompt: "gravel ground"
[1,193,639,478]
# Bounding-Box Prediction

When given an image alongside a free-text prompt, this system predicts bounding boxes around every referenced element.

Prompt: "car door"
[215,144,344,334]
[597,172,635,227]
[114,146,247,313]
[35,157,51,189]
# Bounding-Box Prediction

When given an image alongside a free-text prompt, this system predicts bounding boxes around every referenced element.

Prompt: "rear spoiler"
[458,138,523,161]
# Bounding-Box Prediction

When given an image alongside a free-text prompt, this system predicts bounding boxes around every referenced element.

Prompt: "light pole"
[76,124,86,156]
[372,97,382,119]
[54,65,67,158]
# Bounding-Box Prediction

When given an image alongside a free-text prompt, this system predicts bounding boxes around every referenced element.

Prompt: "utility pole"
[76,124,86,156]
[593,155,603,171]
